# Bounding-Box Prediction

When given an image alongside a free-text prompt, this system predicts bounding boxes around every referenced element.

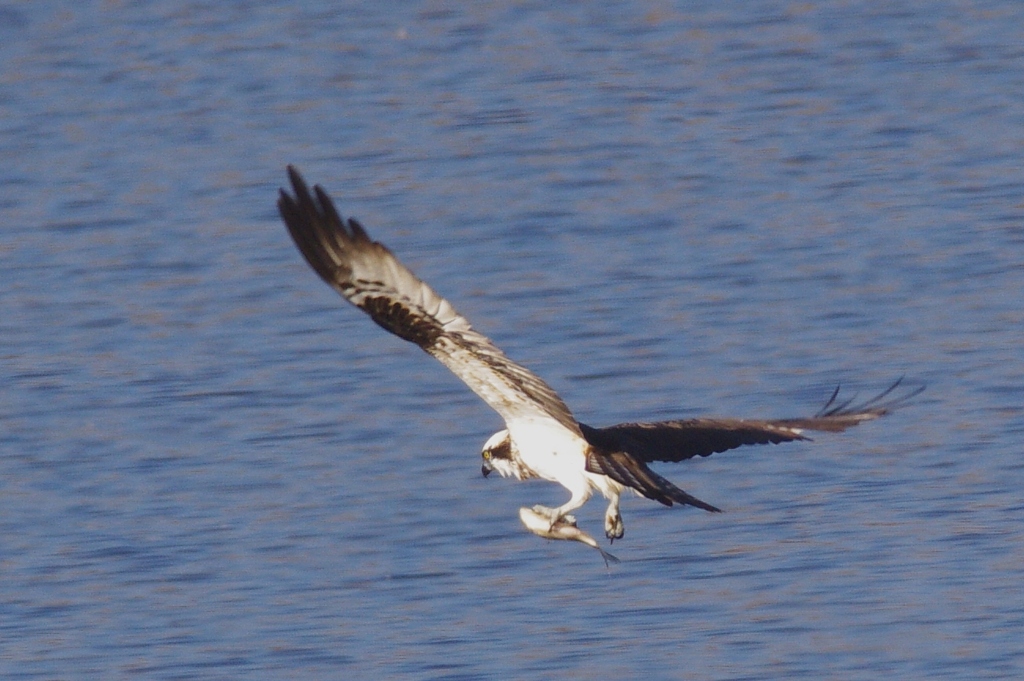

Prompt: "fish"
[518,506,620,566]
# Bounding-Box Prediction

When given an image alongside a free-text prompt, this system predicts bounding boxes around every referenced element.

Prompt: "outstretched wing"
[582,380,922,510]
[583,379,922,464]
[278,165,580,434]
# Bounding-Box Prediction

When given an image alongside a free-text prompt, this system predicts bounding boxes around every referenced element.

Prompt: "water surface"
[2,2,1023,679]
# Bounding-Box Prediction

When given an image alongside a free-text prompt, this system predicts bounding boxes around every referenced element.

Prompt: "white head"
[480,429,519,479]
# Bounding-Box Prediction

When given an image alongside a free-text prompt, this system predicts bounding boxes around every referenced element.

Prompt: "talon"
[531,504,560,530]
[605,512,624,542]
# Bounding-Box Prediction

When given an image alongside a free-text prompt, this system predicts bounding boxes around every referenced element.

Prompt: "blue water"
[2,2,1023,678]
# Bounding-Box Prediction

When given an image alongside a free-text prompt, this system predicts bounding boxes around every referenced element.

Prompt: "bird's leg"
[532,488,591,530]
[604,497,624,543]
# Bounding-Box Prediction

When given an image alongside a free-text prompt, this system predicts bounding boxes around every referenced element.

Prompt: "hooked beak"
[481,463,492,478]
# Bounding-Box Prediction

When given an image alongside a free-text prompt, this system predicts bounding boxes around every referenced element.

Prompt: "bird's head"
[480,429,515,478]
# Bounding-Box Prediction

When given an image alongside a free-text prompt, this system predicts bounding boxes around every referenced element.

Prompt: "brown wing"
[582,379,922,464]
[582,380,922,510]
[278,165,580,434]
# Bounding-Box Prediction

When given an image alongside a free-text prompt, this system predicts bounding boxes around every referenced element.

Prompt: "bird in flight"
[278,166,921,552]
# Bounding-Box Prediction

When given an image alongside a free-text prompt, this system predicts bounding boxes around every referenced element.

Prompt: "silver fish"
[518,506,619,566]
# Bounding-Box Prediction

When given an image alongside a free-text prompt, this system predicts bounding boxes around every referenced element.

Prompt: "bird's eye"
[483,451,491,459]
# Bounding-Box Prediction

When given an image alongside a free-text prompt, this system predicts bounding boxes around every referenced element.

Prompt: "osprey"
[278,166,920,547]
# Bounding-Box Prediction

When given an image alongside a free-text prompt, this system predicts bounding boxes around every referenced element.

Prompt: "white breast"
[507,418,589,485]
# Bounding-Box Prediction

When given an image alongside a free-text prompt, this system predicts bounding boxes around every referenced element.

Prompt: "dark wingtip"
[276,187,292,212]
[814,376,924,419]
[689,499,722,513]
[282,165,366,243]
[313,184,346,230]
[664,484,722,513]
[348,217,370,241]
[285,164,308,197]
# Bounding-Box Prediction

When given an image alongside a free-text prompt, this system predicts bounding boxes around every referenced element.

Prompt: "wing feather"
[581,379,923,464]
[585,449,722,511]
[278,166,580,434]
